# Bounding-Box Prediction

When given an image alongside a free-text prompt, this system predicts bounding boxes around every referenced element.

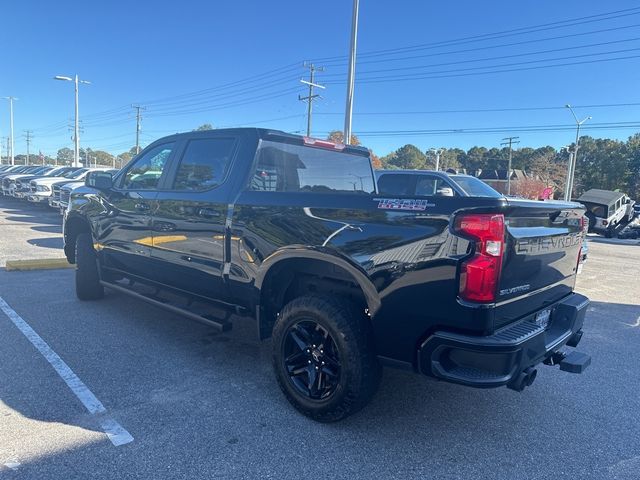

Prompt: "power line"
[319,120,640,137]
[313,6,640,64]
[323,50,640,84]
[324,23,640,69]
[315,102,640,116]
[320,36,640,78]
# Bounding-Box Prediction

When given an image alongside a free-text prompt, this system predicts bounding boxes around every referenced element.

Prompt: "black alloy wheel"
[282,320,341,400]
[272,294,381,422]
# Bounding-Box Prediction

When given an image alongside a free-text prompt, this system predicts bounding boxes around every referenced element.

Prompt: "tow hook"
[507,367,538,392]
[544,350,591,374]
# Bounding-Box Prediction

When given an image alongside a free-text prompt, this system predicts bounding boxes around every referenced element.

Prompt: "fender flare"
[255,246,381,317]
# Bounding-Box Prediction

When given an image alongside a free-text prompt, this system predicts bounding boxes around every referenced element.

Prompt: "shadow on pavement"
[30,225,63,234]
[26,237,64,249]
[1,284,638,478]
[4,215,61,226]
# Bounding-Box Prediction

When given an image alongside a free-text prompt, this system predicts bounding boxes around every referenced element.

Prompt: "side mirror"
[436,187,454,197]
[86,171,113,190]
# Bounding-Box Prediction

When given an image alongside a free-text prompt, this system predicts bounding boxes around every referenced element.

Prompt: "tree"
[326,130,360,145]
[194,123,214,131]
[369,150,382,169]
[528,151,566,192]
[385,144,427,170]
[511,177,548,200]
[56,147,74,165]
[626,133,640,199]
[92,150,116,167]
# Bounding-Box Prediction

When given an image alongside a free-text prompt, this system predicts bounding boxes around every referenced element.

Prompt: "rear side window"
[173,137,236,191]
[251,140,374,194]
[121,143,174,190]
[414,175,455,196]
[377,174,414,195]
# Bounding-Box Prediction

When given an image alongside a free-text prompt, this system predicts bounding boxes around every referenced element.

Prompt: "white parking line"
[0,296,133,447]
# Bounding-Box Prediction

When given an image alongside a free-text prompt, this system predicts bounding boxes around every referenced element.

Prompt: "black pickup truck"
[63,128,590,422]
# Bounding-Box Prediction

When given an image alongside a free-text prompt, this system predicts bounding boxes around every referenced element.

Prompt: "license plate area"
[534,308,552,330]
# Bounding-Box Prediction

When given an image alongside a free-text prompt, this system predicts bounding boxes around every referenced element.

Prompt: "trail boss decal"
[375,198,435,211]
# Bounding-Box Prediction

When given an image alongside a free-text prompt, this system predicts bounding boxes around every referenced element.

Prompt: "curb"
[5,258,74,271]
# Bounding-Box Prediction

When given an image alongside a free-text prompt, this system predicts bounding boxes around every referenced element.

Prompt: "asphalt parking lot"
[0,197,639,479]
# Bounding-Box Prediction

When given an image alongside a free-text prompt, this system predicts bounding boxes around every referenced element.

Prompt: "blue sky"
[1,0,640,158]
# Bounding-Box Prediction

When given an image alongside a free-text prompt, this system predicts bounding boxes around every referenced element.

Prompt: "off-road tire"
[75,233,104,301]
[272,294,381,422]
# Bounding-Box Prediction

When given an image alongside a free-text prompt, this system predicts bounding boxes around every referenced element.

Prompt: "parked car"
[13,166,81,199]
[577,189,633,237]
[1,166,51,195]
[64,129,590,422]
[376,170,590,274]
[27,168,91,204]
[0,165,33,179]
[376,170,510,198]
[57,169,119,214]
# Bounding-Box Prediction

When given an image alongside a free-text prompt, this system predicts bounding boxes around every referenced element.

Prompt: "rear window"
[250,140,374,194]
[377,174,414,195]
[582,202,607,218]
[450,175,502,198]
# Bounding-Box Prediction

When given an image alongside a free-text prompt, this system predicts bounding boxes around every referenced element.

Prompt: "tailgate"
[497,199,585,307]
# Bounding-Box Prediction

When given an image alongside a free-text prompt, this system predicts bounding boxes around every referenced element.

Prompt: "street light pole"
[564,104,591,201]
[430,148,442,171]
[3,96,17,165]
[343,0,360,145]
[55,74,91,168]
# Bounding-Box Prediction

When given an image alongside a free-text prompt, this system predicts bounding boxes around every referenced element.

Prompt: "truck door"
[149,135,239,301]
[96,142,175,278]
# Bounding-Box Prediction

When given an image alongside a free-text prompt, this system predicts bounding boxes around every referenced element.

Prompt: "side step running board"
[100,280,232,333]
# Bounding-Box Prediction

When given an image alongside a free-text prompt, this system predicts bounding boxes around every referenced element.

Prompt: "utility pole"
[564,104,591,201]
[3,97,17,165]
[24,130,32,164]
[343,0,360,145]
[501,136,520,195]
[132,104,146,154]
[430,148,443,171]
[298,64,325,138]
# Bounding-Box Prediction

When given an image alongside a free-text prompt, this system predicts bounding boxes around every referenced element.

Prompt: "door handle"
[134,203,150,212]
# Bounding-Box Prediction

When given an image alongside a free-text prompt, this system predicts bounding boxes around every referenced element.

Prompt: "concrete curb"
[5,258,74,271]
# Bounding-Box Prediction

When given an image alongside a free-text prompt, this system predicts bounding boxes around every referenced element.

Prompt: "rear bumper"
[418,293,589,389]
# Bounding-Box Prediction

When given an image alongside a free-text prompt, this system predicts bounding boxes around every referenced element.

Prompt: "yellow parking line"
[5,258,73,271]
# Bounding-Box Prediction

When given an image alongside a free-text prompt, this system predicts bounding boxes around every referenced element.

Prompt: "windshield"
[450,175,502,198]
[45,167,69,177]
[65,169,88,179]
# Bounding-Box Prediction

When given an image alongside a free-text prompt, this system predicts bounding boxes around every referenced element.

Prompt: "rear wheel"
[75,233,104,301]
[272,294,381,422]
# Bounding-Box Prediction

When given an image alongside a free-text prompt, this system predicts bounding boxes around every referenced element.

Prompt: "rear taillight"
[454,213,505,303]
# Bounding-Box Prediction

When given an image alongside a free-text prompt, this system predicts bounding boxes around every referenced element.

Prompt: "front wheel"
[271,294,381,422]
[75,233,104,301]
